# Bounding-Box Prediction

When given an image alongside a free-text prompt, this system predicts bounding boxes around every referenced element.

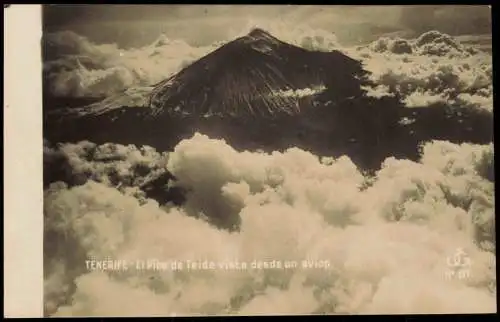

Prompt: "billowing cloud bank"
[44,133,495,316]
[355,30,493,113]
[43,28,492,115]
[43,139,169,196]
[43,31,217,98]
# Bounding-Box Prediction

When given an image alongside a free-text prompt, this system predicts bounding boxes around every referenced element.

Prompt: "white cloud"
[272,86,326,99]
[353,31,493,112]
[403,90,449,108]
[44,133,495,316]
[361,85,394,99]
[44,140,169,192]
[44,31,217,97]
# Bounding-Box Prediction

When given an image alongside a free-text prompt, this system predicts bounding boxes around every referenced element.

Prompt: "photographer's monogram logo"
[445,248,471,280]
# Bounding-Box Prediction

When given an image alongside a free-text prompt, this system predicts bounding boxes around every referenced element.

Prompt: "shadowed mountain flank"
[148,28,371,117]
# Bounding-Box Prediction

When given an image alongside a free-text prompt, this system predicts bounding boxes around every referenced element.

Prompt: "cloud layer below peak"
[44,133,495,316]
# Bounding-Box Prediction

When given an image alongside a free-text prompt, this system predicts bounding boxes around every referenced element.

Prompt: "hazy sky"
[43,5,492,48]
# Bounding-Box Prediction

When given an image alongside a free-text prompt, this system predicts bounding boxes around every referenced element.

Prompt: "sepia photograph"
[39,4,495,316]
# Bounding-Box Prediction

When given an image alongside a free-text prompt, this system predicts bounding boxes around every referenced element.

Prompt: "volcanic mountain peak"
[235,28,284,53]
[245,28,280,42]
[248,28,272,37]
[148,29,370,118]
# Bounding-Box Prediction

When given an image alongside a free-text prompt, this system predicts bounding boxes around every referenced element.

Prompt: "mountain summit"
[243,28,283,45]
[148,29,370,117]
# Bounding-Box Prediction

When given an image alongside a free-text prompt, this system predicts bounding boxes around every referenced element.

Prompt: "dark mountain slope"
[148,28,370,117]
[44,94,493,172]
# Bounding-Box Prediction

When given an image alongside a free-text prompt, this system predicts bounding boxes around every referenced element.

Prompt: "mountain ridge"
[148,28,371,118]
